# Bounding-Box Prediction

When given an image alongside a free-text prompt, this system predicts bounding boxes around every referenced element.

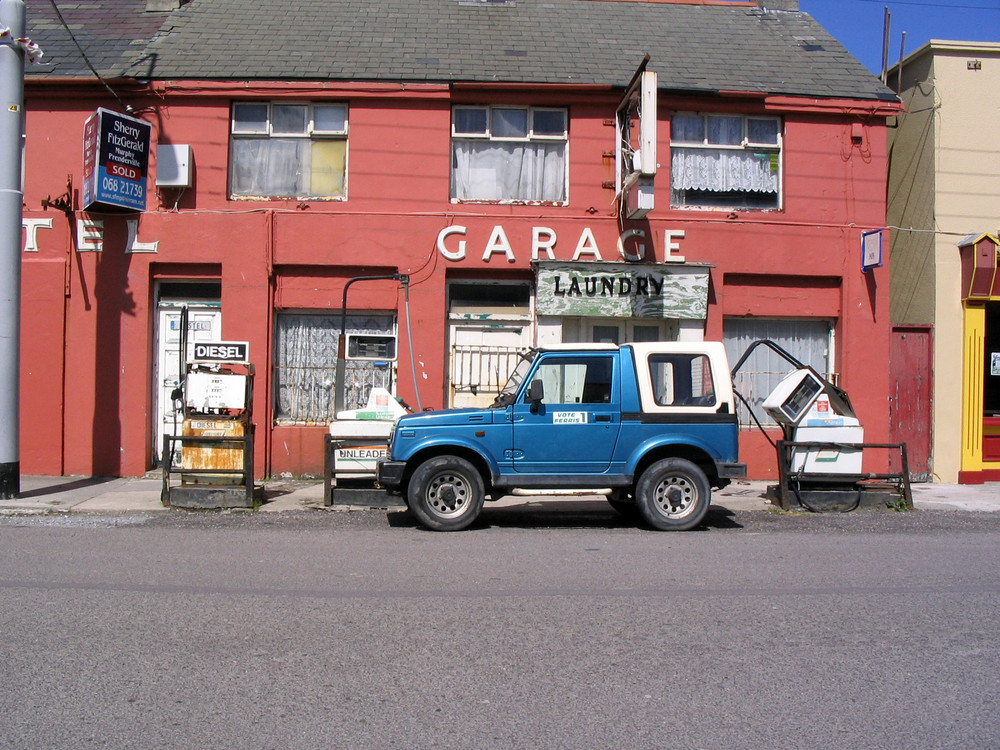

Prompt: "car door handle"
[594,414,612,422]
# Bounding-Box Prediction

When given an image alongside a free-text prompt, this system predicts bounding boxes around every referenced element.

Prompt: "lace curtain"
[452,141,566,202]
[671,147,778,194]
[231,139,309,197]
[274,314,394,422]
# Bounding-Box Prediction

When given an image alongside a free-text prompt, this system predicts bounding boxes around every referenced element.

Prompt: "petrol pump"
[732,339,910,511]
[161,340,258,508]
[763,367,864,474]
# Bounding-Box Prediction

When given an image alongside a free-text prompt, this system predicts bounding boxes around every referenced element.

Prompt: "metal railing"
[450,345,527,396]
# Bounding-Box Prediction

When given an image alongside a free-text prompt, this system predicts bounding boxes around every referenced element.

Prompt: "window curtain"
[671,147,778,194]
[723,318,831,426]
[452,141,566,202]
[231,138,309,197]
[274,314,339,422]
[274,314,395,422]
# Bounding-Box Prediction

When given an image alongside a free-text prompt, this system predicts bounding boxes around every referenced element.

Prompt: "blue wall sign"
[82,108,151,212]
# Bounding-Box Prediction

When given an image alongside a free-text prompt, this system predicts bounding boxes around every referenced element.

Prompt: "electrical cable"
[402,278,423,412]
[46,0,134,113]
[846,0,999,9]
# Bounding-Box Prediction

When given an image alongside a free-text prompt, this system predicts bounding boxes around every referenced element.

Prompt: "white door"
[153,303,222,465]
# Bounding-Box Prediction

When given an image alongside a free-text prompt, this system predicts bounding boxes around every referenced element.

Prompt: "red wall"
[21,83,895,479]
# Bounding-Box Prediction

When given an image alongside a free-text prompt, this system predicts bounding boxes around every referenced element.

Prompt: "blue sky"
[798,0,1000,74]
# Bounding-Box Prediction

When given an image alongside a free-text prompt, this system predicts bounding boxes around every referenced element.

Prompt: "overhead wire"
[45,0,135,113]
[846,0,1000,9]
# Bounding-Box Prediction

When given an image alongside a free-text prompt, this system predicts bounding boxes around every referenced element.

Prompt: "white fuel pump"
[762,368,864,475]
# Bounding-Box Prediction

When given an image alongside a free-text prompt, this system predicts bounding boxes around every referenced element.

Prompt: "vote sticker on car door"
[553,412,587,424]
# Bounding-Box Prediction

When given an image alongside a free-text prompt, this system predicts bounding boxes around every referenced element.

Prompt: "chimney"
[755,0,800,9]
[146,0,182,10]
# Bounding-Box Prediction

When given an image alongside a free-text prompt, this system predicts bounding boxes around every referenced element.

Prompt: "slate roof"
[25,0,898,102]
[25,0,172,78]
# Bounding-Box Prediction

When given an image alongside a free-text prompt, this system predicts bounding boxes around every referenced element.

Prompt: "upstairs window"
[670,113,781,210]
[230,102,348,200]
[451,105,567,203]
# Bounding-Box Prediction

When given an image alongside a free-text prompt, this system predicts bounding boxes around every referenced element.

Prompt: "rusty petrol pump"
[160,321,259,508]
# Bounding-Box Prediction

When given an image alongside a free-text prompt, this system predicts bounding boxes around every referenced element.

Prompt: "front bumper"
[376,459,406,491]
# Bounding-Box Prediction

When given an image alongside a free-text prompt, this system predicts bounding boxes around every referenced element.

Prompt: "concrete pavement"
[1,474,998,515]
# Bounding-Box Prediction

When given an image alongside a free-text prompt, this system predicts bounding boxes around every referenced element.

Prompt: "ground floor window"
[273,312,395,422]
[723,317,833,426]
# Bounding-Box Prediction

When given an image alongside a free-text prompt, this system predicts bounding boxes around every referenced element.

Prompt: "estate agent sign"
[82,108,151,212]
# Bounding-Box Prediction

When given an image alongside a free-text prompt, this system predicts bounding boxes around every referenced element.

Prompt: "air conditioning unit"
[625,175,655,219]
[156,144,192,187]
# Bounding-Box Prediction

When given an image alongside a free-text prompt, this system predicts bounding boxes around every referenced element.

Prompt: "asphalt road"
[1,505,998,749]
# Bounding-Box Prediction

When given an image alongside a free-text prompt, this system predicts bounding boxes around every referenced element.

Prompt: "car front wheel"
[407,456,485,531]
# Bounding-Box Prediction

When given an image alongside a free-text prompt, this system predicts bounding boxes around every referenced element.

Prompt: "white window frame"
[230,101,349,200]
[451,105,569,204]
[670,113,782,211]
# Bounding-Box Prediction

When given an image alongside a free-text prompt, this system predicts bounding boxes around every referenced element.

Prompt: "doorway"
[447,281,532,408]
[152,282,222,466]
[889,325,933,481]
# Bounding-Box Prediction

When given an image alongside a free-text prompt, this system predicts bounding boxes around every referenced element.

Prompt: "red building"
[20,0,901,479]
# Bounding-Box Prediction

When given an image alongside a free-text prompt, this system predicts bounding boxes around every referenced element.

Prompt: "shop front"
[958,233,1000,482]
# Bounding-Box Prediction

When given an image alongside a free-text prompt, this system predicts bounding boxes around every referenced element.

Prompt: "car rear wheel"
[635,458,711,531]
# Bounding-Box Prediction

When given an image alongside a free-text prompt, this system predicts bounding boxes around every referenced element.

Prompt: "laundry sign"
[534,261,709,320]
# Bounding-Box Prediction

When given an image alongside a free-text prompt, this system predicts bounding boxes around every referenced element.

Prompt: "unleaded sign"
[82,108,151,212]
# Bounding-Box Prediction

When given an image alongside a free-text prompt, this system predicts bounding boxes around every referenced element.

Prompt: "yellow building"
[889,41,1000,483]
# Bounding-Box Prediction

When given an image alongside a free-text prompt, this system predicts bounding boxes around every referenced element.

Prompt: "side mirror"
[528,379,544,413]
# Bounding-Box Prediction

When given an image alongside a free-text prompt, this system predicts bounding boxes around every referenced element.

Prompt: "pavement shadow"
[386,501,744,531]
[17,476,118,499]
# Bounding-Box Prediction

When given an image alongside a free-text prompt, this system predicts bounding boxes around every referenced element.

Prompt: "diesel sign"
[191,341,250,363]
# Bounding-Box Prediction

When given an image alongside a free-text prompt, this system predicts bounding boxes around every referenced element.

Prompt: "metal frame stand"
[776,441,913,512]
[323,434,403,508]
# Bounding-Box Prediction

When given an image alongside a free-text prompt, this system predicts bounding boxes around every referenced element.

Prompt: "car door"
[510,353,620,474]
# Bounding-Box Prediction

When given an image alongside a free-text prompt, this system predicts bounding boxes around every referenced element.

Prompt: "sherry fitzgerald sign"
[82,108,151,212]
[535,261,709,320]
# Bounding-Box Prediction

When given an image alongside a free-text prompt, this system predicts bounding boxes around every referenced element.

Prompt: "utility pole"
[0,0,26,498]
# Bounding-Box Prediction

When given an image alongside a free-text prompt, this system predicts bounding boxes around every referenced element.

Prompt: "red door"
[890,325,933,481]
